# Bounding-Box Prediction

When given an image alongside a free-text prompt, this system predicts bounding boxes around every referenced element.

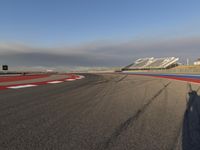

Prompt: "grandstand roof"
[123,57,179,70]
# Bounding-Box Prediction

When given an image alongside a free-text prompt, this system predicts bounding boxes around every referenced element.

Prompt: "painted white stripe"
[48,81,63,84]
[8,84,37,89]
[190,82,200,85]
[79,75,85,78]
[76,75,85,79]
[65,78,76,81]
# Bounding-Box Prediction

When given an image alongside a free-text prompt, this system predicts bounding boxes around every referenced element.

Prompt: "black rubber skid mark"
[97,82,171,150]
[115,75,128,83]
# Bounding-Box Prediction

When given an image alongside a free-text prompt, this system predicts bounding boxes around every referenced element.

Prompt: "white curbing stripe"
[8,84,38,89]
[4,75,85,90]
[79,75,85,78]
[76,75,85,79]
[65,79,76,81]
[47,81,64,84]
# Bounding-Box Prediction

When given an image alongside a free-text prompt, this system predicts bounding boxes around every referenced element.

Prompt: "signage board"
[2,65,8,71]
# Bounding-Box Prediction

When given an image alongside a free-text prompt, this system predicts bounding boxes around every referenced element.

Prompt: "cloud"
[0,37,200,68]
[0,52,123,66]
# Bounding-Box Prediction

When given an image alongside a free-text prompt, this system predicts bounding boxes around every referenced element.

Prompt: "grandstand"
[194,58,200,65]
[122,57,179,70]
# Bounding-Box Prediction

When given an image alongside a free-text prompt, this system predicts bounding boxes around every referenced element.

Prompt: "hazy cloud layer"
[0,37,200,68]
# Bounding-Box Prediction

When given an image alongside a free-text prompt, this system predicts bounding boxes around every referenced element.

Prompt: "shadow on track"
[182,84,200,150]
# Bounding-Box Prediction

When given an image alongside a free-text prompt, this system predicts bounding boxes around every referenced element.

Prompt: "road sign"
[2,65,8,71]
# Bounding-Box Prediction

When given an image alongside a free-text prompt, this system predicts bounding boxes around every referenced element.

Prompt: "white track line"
[7,84,37,89]
[47,81,64,84]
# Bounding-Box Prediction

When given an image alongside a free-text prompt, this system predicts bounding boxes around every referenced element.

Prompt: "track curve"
[0,73,197,150]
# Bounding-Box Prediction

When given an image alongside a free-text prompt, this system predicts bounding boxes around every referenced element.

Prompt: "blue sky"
[0,0,200,67]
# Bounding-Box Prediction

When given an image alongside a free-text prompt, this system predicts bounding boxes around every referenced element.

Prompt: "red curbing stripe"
[0,74,85,90]
[0,86,7,90]
[0,74,50,82]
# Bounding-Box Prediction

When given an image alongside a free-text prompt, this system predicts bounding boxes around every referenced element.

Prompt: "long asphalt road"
[0,73,198,150]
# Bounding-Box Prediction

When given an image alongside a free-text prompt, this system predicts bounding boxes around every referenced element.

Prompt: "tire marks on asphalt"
[97,82,171,150]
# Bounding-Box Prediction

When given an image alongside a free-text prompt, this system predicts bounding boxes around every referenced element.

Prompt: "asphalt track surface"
[0,73,199,150]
